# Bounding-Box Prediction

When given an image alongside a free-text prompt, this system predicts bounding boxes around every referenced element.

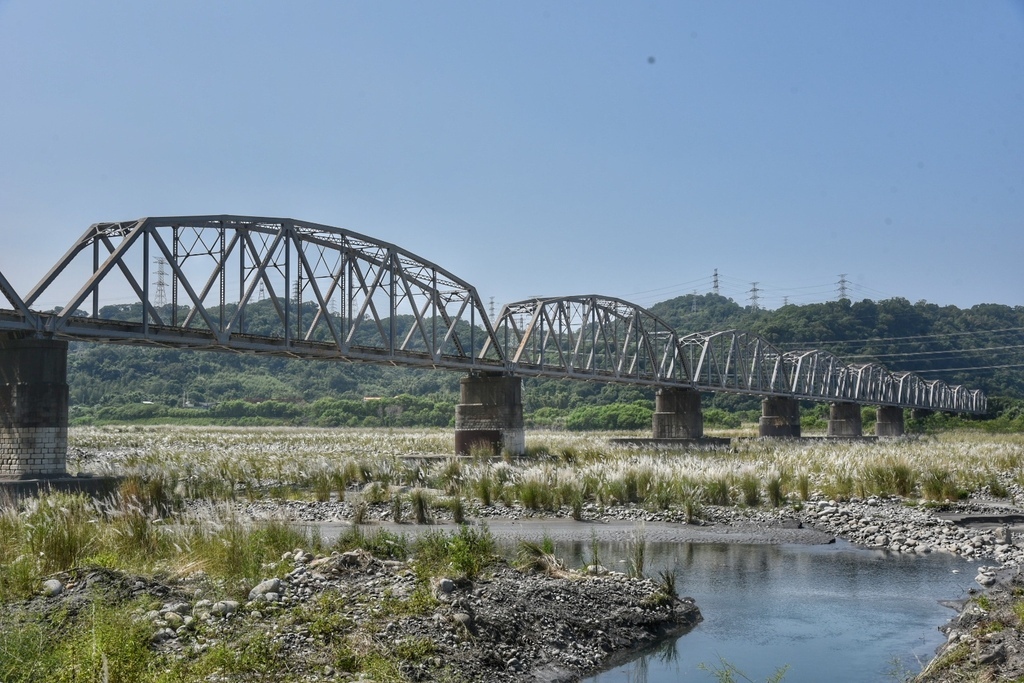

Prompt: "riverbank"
[9,427,1024,681]
[1,548,700,683]
[220,490,1024,565]
[220,490,1024,681]
[913,566,1024,682]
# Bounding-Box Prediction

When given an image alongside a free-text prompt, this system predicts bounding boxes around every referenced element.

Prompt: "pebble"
[41,579,63,597]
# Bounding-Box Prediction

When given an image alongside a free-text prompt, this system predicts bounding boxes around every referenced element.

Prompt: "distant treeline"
[65,294,1024,429]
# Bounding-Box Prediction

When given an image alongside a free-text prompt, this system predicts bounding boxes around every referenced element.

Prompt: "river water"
[566,540,976,683]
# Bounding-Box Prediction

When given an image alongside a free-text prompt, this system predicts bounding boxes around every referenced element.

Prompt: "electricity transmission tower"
[154,257,168,308]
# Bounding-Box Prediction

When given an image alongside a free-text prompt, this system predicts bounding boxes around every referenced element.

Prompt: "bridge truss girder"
[10,216,505,370]
[682,330,790,396]
[0,216,988,414]
[486,295,692,388]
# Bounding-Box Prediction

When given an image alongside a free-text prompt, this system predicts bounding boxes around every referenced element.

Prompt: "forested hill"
[650,294,1024,400]
[64,295,1023,424]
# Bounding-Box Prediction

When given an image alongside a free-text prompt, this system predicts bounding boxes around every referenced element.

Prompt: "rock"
[994,526,1013,546]
[211,600,240,617]
[41,579,63,597]
[163,612,184,628]
[438,578,456,594]
[248,578,282,601]
[975,573,997,588]
[151,627,176,644]
[977,643,1006,665]
[165,601,191,615]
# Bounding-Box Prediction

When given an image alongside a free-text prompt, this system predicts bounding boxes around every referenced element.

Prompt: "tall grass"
[0,492,319,600]
[60,425,1024,521]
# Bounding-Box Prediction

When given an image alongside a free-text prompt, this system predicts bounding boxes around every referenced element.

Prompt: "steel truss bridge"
[0,215,985,414]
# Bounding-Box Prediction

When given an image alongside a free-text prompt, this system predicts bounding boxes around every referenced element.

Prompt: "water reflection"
[567,540,975,683]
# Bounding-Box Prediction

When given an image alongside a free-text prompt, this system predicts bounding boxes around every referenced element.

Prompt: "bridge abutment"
[827,401,863,438]
[875,405,905,437]
[454,373,525,456]
[759,397,801,438]
[0,337,69,479]
[652,388,703,439]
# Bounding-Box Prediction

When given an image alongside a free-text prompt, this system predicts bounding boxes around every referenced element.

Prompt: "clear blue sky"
[1,1,1022,313]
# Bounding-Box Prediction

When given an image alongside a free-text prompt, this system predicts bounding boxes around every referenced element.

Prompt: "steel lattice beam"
[8,216,505,372]
[486,295,692,389]
[0,217,988,414]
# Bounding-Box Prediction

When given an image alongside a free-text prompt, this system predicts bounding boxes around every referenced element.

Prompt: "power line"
[915,363,1024,374]
[626,274,713,298]
[776,326,1024,348]
[843,343,1024,361]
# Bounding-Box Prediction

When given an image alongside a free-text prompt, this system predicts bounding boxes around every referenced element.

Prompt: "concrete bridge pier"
[827,401,863,438]
[875,406,905,437]
[454,373,525,456]
[652,388,703,439]
[759,397,801,438]
[0,337,69,478]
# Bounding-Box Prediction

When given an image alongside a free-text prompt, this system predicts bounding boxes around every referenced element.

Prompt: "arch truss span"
[15,216,506,369]
[783,350,986,413]
[485,295,693,388]
[682,330,790,396]
[784,349,859,402]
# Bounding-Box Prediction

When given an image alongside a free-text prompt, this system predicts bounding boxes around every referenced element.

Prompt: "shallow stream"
[569,540,975,683]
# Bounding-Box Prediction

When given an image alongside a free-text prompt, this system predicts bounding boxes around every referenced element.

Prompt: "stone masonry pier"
[0,337,69,478]
[454,373,525,456]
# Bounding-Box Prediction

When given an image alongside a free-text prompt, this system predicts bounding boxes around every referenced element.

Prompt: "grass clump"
[864,458,917,497]
[699,656,789,682]
[922,468,962,501]
[25,493,101,574]
[410,488,433,524]
[644,567,680,607]
[334,527,410,560]
[516,539,566,575]
[739,472,761,508]
[766,471,787,508]
[413,525,497,580]
[0,597,161,683]
[703,475,733,507]
[680,483,704,523]
[796,471,811,501]
[629,526,647,578]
